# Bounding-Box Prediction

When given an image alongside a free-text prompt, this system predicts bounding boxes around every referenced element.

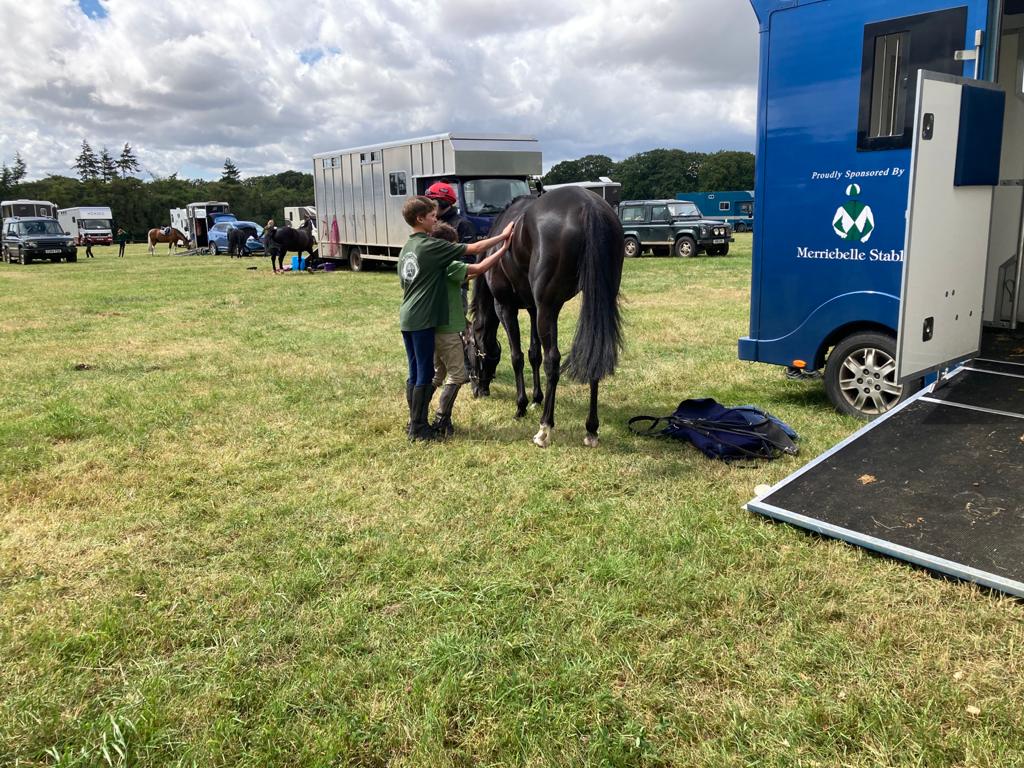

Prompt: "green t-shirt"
[398,233,467,332]
[115,232,128,245]
[437,260,469,334]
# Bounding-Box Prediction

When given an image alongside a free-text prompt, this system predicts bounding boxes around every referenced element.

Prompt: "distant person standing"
[115,228,128,258]
[84,237,95,259]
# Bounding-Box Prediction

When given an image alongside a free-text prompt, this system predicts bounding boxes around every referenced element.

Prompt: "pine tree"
[11,152,27,184]
[117,143,141,178]
[99,147,118,182]
[221,158,241,183]
[72,139,100,181]
[0,164,12,196]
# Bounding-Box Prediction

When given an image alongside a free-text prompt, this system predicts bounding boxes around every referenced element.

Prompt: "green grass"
[2,237,1022,767]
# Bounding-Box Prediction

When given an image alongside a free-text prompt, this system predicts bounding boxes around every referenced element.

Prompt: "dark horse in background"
[469,187,624,448]
[147,226,189,255]
[263,219,318,272]
[228,224,258,257]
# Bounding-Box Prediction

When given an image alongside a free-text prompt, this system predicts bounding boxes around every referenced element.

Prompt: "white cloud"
[0,0,759,180]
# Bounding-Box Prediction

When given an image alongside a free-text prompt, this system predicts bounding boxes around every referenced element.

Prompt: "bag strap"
[628,415,671,436]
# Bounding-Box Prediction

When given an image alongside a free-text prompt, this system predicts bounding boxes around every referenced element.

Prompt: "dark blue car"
[208,220,264,255]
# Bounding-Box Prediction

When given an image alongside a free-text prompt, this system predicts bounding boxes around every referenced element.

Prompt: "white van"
[58,206,114,245]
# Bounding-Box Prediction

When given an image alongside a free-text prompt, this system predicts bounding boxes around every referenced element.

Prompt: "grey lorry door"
[897,72,1002,381]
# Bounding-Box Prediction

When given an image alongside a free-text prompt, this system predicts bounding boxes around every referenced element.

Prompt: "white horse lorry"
[283,205,316,239]
[57,206,114,245]
[2,199,57,227]
[312,133,542,271]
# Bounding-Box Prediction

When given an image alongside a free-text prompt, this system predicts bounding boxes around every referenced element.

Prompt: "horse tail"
[563,199,623,383]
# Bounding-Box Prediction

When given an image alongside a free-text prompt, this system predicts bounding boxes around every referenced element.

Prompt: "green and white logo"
[832,183,875,243]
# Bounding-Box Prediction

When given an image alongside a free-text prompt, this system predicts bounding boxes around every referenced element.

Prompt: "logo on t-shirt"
[400,253,420,283]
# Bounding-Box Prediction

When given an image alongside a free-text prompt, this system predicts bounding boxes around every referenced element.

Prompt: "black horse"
[263,219,318,272]
[469,187,624,448]
[228,225,258,257]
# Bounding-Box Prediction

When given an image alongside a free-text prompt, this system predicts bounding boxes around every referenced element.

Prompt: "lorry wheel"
[623,237,640,258]
[674,236,697,258]
[824,331,917,419]
[348,246,364,272]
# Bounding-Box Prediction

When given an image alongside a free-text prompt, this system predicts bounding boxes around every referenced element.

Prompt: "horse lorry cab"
[57,206,114,246]
[170,201,235,252]
[312,133,542,271]
[743,0,1024,420]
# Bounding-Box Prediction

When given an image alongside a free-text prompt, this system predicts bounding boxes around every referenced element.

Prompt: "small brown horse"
[147,227,189,255]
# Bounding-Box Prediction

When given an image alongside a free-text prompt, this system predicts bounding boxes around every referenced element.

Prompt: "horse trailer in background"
[683,191,755,232]
[312,133,542,271]
[543,178,623,208]
[2,199,58,229]
[283,205,317,239]
[170,201,235,249]
[58,206,114,245]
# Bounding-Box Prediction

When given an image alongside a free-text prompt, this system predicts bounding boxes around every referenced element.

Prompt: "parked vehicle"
[2,199,58,232]
[743,0,1022,419]
[544,178,622,207]
[682,191,755,232]
[283,206,317,239]
[313,133,542,270]
[170,202,234,250]
[208,220,264,255]
[2,217,77,264]
[57,206,114,245]
[618,199,733,258]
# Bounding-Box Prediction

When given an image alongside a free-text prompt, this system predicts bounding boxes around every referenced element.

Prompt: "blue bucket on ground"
[290,256,307,271]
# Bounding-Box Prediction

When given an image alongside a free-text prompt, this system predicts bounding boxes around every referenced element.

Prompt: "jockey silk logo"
[400,253,419,282]
[833,183,875,244]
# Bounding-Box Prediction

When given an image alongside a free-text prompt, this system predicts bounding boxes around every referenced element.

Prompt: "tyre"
[67,254,77,262]
[210,241,219,255]
[623,237,641,258]
[673,235,697,258]
[2,248,7,263]
[348,246,364,272]
[20,249,30,265]
[824,332,918,419]
[708,244,730,256]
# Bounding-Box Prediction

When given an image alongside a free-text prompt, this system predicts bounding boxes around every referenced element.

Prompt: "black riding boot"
[405,379,415,433]
[431,384,461,439]
[409,385,438,442]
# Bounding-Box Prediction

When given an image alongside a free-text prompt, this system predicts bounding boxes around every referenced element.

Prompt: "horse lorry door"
[896,71,1003,382]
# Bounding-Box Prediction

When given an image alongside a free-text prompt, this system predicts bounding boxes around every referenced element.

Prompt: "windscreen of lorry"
[463,179,531,215]
[81,219,112,230]
[668,202,701,218]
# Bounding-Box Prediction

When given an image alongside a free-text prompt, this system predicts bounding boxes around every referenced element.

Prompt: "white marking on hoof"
[584,433,599,448]
[533,425,551,448]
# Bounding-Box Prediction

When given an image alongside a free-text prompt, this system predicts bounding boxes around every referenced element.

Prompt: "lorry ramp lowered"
[747,337,1024,597]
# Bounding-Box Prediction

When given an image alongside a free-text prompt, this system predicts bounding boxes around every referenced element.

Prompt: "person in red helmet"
[424,181,477,245]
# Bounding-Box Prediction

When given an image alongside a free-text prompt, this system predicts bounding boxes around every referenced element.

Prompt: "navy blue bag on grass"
[629,398,799,462]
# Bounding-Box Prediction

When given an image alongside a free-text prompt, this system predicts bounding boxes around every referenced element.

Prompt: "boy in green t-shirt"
[398,196,514,441]
[429,223,510,438]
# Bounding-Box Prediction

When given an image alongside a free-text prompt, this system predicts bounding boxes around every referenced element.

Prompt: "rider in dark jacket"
[425,181,477,251]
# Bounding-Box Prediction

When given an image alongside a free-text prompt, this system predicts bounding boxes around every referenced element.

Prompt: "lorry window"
[857,8,967,151]
[81,219,112,230]
[719,201,731,211]
[389,172,407,196]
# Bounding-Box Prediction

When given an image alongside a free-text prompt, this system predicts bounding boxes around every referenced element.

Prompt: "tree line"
[542,149,755,199]
[1,147,312,242]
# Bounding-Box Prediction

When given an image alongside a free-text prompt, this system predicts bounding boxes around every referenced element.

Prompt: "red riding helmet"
[425,181,457,205]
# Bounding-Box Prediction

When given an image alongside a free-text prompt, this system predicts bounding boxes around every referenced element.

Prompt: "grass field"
[2,237,1023,767]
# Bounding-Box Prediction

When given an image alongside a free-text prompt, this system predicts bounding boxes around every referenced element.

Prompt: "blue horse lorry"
[744,0,1024,418]
[682,191,755,232]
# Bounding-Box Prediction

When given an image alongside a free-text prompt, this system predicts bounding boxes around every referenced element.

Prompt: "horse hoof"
[583,433,599,448]
[532,426,551,448]
[515,408,527,419]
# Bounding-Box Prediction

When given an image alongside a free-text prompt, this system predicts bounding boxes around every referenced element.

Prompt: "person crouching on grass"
[429,222,510,438]
[399,196,513,442]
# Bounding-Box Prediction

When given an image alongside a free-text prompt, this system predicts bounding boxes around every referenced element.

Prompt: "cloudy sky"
[0,0,760,181]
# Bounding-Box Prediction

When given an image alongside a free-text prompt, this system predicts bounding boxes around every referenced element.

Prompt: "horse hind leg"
[526,307,543,407]
[533,304,561,448]
[584,380,600,448]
